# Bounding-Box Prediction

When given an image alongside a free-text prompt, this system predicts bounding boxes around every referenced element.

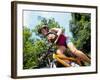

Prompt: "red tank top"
[56,34,67,47]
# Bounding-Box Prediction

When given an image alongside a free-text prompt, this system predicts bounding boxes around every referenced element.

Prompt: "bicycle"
[37,32,90,68]
[37,43,88,68]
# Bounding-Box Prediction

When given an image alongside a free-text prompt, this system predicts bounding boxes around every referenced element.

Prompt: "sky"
[23,10,72,39]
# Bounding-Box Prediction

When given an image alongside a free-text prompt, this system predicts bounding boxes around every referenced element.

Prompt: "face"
[41,29,48,36]
[41,29,56,42]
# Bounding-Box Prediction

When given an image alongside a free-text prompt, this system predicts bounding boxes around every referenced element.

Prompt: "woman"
[38,25,90,66]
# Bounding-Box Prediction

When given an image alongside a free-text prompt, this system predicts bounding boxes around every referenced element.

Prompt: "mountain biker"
[38,25,90,66]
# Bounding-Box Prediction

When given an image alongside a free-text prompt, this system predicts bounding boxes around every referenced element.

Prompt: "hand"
[47,34,56,42]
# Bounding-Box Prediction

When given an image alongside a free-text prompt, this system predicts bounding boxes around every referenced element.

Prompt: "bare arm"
[49,28,63,43]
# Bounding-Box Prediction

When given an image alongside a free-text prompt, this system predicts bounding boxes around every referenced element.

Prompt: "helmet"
[38,25,49,34]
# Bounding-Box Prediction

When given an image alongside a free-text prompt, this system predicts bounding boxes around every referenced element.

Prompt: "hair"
[38,25,49,34]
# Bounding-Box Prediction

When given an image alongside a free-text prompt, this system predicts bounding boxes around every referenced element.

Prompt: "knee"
[56,49,63,54]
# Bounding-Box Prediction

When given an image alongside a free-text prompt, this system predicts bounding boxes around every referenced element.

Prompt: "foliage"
[23,17,63,69]
[23,14,91,69]
[33,17,64,35]
[69,13,91,53]
[23,27,48,69]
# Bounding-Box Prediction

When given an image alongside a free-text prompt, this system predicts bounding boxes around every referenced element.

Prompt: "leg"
[56,56,71,67]
[67,42,90,63]
[56,47,77,62]
[55,49,71,67]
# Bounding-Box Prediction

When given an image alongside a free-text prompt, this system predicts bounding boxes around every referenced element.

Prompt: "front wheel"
[50,60,57,68]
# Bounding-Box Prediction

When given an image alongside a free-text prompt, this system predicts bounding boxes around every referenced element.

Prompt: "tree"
[69,13,91,53]
[33,17,64,36]
[23,17,64,69]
